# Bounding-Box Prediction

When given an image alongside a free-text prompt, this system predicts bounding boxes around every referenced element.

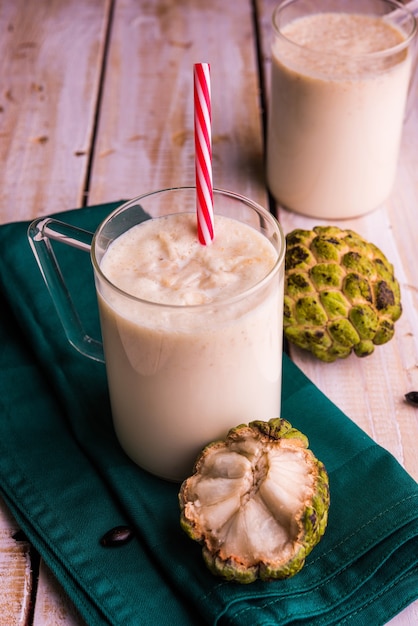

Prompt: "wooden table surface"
[1,0,417,624]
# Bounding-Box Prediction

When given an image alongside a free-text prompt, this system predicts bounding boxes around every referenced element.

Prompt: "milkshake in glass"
[266,0,417,219]
[93,188,285,481]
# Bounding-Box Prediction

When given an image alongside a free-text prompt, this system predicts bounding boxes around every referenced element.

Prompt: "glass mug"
[28,187,285,482]
[266,0,417,219]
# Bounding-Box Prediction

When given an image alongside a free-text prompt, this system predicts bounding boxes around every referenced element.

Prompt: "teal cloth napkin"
[0,202,417,626]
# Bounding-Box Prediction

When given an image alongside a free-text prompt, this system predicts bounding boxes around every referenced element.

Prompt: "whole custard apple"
[179,418,329,583]
[284,226,402,362]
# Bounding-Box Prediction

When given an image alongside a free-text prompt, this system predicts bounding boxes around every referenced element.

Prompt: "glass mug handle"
[27,217,105,363]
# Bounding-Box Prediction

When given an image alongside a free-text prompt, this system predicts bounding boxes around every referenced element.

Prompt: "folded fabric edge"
[212,539,418,626]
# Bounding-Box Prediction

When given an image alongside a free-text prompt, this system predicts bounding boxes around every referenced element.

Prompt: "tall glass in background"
[266,0,417,219]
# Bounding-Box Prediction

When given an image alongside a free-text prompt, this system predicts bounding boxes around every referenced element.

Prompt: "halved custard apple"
[179,418,329,583]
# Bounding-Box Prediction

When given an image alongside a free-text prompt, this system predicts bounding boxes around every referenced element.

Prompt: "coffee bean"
[405,391,418,407]
[100,525,135,547]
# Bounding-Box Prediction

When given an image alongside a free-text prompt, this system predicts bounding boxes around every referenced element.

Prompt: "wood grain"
[0,498,32,626]
[32,563,83,626]
[87,0,267,206]
[0,0,111,220]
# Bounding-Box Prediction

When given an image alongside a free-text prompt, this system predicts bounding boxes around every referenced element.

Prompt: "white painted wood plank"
[33,562,85,626]
[0,0,111,221]
[87,0,267,207]
[0,498,32,626]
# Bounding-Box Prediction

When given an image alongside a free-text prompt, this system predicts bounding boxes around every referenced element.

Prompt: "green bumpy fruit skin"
[284,227,402,362]
[179,418,330,584]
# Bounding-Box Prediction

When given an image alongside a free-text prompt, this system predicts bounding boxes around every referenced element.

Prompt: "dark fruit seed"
[100,525,135,547]
[405,391,418,407]
[12,529,29,542]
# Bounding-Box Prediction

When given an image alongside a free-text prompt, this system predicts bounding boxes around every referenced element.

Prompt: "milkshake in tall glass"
[267,0,417,219]
[92,188,285,481]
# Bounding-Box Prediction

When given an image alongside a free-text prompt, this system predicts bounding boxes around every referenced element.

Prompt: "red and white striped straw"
[194,62,214,245]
